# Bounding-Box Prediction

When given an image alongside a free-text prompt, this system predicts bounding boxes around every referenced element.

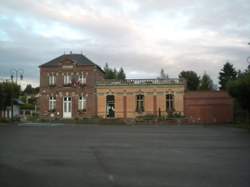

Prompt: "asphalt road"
[0,124,250,187]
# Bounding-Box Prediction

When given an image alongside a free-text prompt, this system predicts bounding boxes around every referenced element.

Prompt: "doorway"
[106,95,115,118]
[63,96,72,118]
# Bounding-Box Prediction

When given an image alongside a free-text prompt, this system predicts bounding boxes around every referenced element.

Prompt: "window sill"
[78,109,87,113]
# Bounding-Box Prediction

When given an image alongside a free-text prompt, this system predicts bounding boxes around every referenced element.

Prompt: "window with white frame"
[78,96,87,111]
[78,73,86,85]
[48,75,56,85]
[49,96,56,111]
[64,74,71,85]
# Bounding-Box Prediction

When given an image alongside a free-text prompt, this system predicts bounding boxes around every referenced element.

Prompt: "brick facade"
[184,91,233,124]
[39,54,104,119]
[39,54,234,124]
[96,80,185,119]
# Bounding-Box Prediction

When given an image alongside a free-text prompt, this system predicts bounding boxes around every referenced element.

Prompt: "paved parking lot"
[0,124,250,187]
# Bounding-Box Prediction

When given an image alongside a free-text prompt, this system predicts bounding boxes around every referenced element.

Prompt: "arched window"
[136,94,144,113]
[166,94,174,112]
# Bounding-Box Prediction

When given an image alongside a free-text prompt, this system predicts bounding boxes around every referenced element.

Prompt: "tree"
[22,84,39,96]
[113,68,118,79]
[179,71,200,91]
[227,72,250,121]
[117,67,126,80]
[103,63,126,80]
[104,63,113,79]
[199,73,213,90]
[0,82,21,117]
[219,62,237,90]
[23,84,33,95]
[158,68,168,79]
[0,83,4,112]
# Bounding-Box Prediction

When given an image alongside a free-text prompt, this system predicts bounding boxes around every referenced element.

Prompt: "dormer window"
[48,75,56,86]
[78,73,86,85]
[64,74,71,86]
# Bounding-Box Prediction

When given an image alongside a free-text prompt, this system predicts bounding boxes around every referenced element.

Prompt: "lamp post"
[9,69,24,120]
[10,69,24,84]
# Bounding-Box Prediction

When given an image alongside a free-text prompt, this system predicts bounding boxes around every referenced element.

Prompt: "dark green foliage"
[199,73,214,90]
[117,68,126,80]
[0,82,21,111]
[104,63,126,80]
[20,103,35,110]
[219,62,237,90]
[23,84,33,95]
[227,72,250,113]
[179,71,200,91]
[23,84,39,95]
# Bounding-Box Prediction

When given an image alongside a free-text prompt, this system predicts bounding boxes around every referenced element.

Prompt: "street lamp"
[10,69,24,83]
[9,69,24,120]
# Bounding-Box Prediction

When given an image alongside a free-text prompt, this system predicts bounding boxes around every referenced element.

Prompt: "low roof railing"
[96,78,185,86]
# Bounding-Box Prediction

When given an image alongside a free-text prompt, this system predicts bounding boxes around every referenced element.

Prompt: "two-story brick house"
[39,53,104,119]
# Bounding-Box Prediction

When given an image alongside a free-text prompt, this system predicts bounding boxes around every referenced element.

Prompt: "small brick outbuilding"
[184,91,234,124]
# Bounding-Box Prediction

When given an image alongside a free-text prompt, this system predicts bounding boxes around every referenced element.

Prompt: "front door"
[63,96,72,118]
[106,95,115,118]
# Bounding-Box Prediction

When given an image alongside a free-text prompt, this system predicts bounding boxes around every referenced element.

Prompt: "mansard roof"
[39,53,104,72]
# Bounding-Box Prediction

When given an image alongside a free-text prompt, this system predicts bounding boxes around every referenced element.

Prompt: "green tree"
[104,63,114,79]
[0,83,4,112]
[113,68,118,79]
[117,67,126,80]
[103,63,126,80]
[219,62,237,90]
[179,71,200,91]
[199,73,213,90]
[0,82,21,115]
[227,72,250,121]
[23,84,33,95]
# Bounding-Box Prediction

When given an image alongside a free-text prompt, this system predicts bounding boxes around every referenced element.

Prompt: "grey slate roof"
[39,54,104,73]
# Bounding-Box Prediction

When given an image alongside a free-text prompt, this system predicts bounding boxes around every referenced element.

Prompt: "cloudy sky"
[0,0,250,87]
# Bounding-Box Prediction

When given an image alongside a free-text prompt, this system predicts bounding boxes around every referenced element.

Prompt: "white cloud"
[0,0,250,87]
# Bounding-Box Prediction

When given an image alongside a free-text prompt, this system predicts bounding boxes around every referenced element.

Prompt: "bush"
[0,118,11,123]
[166,112,184,119]
[143,114,157,121]
[20,103,35,110]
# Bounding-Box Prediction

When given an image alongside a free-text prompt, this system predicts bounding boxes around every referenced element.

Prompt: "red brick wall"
[39,64,104,119]
[184,91,233,124]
